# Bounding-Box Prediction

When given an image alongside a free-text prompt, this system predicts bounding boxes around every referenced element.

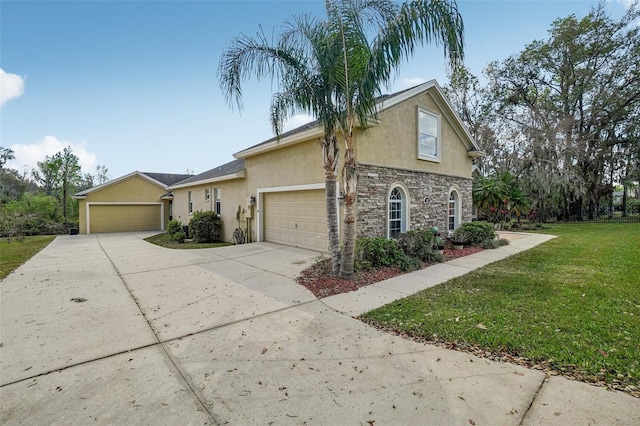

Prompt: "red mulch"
[297,246,484,298]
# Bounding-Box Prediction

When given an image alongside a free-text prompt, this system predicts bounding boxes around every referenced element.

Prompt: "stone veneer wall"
[356,163,473,238]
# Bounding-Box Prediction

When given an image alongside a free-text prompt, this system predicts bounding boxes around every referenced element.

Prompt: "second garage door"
[263,189,328,252]
[89,204,162,233]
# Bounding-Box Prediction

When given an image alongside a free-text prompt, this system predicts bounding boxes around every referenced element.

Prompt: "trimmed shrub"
[396,254,424,272]
[481,237,509,249]
[396,229,436,261]
[456,221,496,246]
[167,219,182,236]
[188,211,221,243]
[355,237,404,269]
[172,230,186,243]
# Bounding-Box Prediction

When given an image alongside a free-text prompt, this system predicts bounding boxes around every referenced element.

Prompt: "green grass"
[361,223,640,391]
[144,232,231,249]
[0,235,56,280]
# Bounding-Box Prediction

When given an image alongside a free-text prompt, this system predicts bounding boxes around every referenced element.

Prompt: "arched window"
[388,186,408,238]
[448,190,459,231]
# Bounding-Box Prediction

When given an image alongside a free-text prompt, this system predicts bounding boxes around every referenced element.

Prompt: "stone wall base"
[356,163,472,238]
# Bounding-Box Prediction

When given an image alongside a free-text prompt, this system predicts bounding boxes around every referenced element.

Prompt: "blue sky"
[1,0,632,180]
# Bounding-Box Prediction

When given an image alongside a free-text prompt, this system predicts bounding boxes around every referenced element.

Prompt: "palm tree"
[219,14,343,273]
[327,0,465,277]
[219,0,465,278]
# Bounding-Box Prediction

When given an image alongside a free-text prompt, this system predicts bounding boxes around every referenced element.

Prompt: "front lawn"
[0,235,56,280]
[361,223,640,395]
[144,232,230,249]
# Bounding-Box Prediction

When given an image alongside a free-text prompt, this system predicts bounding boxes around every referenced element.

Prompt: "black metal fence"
[563,214,640,224]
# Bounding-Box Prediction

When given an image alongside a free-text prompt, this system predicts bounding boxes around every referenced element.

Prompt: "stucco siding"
[244,138,326,196]
[77,175,170,234]
[172,179,247,243]
[357,89,473,178]
[84,175,167,202]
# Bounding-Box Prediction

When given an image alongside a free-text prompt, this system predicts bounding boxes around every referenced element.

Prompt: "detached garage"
[74,171,191,234]
[261,187,328,252]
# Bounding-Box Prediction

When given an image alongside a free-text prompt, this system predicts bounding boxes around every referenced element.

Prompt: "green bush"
[355,237,404,269]
[1,194,67,237]
[627,198,640,214]
[172,230,186,243]
[481,238,509,249]
[167,219,182,236]
[395,229,436,261]
[188,211,221,243]
[456,222,496,246]
[396,254,424,272]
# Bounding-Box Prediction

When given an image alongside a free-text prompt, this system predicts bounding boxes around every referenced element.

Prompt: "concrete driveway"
[1,232,639,425]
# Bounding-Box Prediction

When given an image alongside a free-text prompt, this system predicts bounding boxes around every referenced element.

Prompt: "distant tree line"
[0,146,109,238]
[444,3,640,222]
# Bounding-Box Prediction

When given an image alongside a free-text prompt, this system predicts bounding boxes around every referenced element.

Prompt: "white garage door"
[89,204,162,233]
[263,189,328,252]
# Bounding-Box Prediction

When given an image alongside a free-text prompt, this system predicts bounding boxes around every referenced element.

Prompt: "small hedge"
[188,211,221,243]
[396,229,439,262]
[356,229,442,273]
[355,237,404,269]
[166,219,185,243]
[455,222,496,246]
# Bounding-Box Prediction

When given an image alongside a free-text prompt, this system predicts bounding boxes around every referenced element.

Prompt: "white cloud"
[7,136,97,175]
[0,69,26,106]
[397,77,427,90]
[283,114,315,132]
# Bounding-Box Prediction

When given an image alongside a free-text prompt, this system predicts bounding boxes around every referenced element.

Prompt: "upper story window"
[214,188,221,215]
[418,108,440,162]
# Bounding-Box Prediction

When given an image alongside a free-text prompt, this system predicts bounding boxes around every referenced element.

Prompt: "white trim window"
[214,188,221,215]
[188,191,193,214]
[388,186,407,238]
[448,190,459,231]
[205,188,210,202]
[418,108,440,161]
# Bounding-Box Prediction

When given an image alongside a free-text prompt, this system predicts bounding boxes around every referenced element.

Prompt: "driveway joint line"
[0,300,318,387]
[96,234,219,424]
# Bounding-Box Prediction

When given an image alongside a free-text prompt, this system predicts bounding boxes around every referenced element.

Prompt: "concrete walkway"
[323,232,556,316]
[1,232,639,425]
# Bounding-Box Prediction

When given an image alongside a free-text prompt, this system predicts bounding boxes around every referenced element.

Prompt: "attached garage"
[263,189,328,252]
[87,203,163,234]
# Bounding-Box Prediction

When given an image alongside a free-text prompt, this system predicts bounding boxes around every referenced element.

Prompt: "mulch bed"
[297,246,483,298]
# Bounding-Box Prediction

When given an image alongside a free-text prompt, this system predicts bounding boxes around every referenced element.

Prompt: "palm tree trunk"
[339,144,357,279]
[322,133,341,274]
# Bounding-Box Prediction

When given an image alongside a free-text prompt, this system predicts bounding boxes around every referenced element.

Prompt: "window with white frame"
[188,191,193,214]
[448,191,459,231]
[205,188,210,202]
[214,188,221,215]
[418,108,440,161]
[388,186,407,238]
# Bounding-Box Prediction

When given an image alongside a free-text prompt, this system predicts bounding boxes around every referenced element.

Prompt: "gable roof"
[169,159,246,189]
[73,171,192,198]
[234,79,482,159]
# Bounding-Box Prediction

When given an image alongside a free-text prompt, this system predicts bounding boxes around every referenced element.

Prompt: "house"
[72,171,192,234]
[169,80,482,251]
[74,81,481,245]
